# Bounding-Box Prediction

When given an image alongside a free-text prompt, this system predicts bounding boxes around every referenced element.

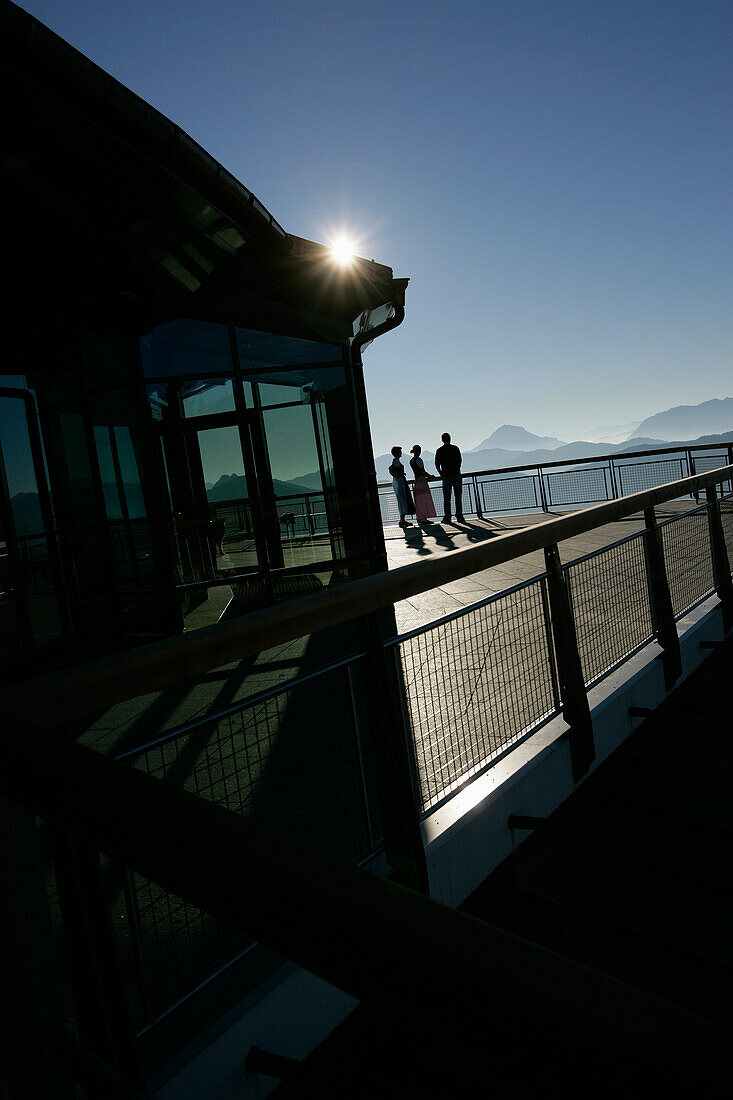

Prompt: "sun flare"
[329,235,356,266]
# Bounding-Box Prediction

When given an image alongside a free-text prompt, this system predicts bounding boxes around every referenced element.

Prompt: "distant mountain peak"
[631,397,733,442]
[470,425,566,452]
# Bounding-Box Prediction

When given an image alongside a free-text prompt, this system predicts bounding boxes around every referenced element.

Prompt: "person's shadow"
[454,519,498,545]
[406,520,461,552]
[404,525,431,556]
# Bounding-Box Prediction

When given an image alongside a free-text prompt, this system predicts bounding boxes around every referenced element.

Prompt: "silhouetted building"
[0,0,407,685]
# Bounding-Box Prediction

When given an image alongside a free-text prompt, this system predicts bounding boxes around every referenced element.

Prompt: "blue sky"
[18,0,732,453]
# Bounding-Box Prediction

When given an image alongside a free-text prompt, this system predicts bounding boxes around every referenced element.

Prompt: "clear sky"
[18,0,732,453]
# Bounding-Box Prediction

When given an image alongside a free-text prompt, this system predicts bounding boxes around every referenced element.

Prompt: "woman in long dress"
[409,444,437,523]
[389,446,415,528]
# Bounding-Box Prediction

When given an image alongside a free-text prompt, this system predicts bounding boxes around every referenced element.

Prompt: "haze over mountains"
[632,398,733,443]
[373,396,733,481]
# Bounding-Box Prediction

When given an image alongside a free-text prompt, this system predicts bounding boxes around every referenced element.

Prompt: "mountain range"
[632,398,733,442]
[372,396,733,481]
[374,432,733,482]
[206,473,315,501]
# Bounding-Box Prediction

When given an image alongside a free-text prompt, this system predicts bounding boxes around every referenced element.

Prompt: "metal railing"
[6,717,729,1092]
[377,439,733,525]
[2,464,732,1070]
[111,655,378,1026]
[391,488,732,813]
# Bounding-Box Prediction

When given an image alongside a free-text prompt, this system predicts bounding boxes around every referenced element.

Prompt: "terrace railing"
[1,464,732,1088]
[377,439,733,525]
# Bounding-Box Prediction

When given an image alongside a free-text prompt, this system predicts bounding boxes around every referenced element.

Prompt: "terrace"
[3,456,732,1095]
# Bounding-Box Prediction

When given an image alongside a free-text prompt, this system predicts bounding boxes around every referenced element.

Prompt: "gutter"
[352,279,408,352]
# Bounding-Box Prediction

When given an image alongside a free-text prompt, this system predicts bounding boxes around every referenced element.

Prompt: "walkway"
[384,502,692,634]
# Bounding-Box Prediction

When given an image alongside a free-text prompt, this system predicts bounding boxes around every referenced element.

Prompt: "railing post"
[643,507,682,689]
[687,450,699,502]
[537,466,549,512]
[543,544,595,780]
[539,577,562,713]
[705,485,733,633]
[359,612,429,894]
[608,458,619,499]
[473,475,484,519]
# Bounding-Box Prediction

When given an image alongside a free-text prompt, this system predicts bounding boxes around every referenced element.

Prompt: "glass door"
[197,424,258,577]
[158,411,264,598]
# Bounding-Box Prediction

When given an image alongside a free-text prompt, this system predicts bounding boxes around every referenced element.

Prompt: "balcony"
[1,458,732,1097]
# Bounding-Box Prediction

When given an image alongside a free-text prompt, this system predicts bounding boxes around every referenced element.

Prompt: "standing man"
[434,432,465,523]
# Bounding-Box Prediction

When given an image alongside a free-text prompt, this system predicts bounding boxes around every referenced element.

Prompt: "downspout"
[350,285,408,575]
[351,300,406,354]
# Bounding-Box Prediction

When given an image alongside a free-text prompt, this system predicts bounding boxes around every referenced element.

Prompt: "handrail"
[376,437,733,487]
[2,465,731,727]
[2,717,729,1084]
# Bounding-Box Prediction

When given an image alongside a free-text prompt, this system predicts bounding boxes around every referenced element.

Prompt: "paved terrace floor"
[385,503,690,633]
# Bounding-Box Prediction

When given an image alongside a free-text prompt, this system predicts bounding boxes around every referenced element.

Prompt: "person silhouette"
[434,432,464,523]
[409,444,437,524]
[388,446,415,528]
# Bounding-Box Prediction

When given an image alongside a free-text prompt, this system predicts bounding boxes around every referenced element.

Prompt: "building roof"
[1,0,406,334]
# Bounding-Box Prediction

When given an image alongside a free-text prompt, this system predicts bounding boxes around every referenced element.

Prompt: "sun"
[329,235,356,266]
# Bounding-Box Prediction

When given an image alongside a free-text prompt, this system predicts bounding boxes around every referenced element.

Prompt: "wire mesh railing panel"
[395,580,558,813]
[565,534,654,685]
[115,658,374,1023]
[477,474,538,514]
[617,458,687,496]
[545,466,609,506]
[379,488,401,525]
[691,453,729,477]
[694,457,733,496]
[118,870,245,1026]
[660,508,715,619]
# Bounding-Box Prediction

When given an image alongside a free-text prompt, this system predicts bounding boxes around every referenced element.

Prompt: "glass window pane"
[198,426,258,578]
[0,398,42,532]
[140,319,233,378]
[114,427,147,520]
[243,364,347,395]
[236,328,343,370]
[257,382,303,408]
[262,406,322,494]
[182,379,236,418]
[0,395,63,647]
[147,378,236,420]
[93,426,123,520]
[198,426,248,498]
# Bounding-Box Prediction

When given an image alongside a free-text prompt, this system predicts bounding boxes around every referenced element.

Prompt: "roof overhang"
[1,0,407,336]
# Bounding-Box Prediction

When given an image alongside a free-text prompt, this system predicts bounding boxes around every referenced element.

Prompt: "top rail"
[375,437,733,488]
[2,465,732,727]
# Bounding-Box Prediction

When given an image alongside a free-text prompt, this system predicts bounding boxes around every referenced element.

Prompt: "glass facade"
[143,320,362,624]
[0,310,380,679]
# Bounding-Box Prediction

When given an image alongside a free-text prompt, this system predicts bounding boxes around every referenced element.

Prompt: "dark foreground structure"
[2,4,733,1099]
[1,0,406,686]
